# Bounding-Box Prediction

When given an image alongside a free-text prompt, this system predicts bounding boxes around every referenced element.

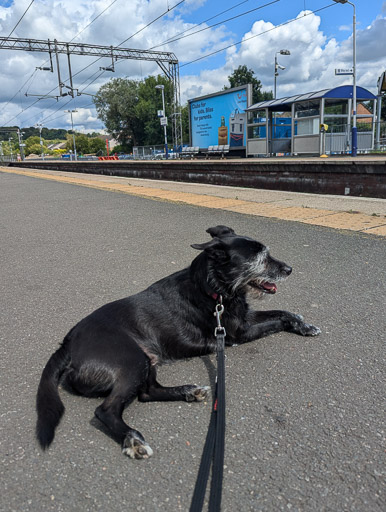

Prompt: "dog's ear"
[206,225,235,238]
[191,237,228,260]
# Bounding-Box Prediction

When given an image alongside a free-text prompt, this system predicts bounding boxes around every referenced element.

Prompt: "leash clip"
[214,297,226,338]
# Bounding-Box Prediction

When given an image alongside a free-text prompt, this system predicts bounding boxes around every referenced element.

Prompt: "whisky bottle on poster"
[218,116,228,145]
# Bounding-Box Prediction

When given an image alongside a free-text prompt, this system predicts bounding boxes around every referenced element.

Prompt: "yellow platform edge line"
[1,167,385,237]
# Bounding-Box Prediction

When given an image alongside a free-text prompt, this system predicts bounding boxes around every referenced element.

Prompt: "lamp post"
[333,0,357,156]
[274,49,291,99]
[65,110,78,161]
[17,129,25,161]
[35,123,44,160]
[9,137,13,161]
[155,84,169,159]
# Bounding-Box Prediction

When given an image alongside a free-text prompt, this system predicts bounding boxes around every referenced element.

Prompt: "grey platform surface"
[1,171,385,512]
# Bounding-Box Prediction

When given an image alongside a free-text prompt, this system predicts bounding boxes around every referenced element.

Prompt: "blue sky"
[0,0,385,131]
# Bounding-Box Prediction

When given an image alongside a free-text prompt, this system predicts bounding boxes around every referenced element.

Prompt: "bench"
[206,145,230,159]
[180,146,200,159]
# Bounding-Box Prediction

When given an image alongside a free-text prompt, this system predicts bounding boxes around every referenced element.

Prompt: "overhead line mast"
[0,36,182,150]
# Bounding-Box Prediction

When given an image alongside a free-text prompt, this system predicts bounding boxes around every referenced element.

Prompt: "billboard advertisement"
[189,85,250,149]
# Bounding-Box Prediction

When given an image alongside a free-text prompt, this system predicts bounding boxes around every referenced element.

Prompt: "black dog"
[36,225,320,459]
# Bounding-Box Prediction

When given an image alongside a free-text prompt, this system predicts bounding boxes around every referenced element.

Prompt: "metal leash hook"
[214,296,226,347]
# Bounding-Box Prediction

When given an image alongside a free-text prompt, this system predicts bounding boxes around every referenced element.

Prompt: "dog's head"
[191,225,292,298]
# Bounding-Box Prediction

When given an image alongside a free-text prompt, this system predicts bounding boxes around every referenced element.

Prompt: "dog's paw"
[185,385,210,402]
[286,314,321,337]
[122,433,153,460]
[303,324,321,336]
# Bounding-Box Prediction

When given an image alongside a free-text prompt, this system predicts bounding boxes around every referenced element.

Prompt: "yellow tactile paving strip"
[1,167,385,237]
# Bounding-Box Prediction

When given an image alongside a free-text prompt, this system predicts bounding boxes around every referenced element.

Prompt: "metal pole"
[274,54,277,100]
[54,39,64,97]
[36,123,44,160]
[351,1,357,156]
[375,95,382,150]
[162,88,168,159]
[9,137,13,161]
[66,110,78,161]
[72,114,77,161]
[17,129,25,161]
[67,45,75,97]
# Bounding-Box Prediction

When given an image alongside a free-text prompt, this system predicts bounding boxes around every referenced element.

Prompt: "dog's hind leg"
[95,388,153,459]
[138,366,209,403]
[94,365,154,459]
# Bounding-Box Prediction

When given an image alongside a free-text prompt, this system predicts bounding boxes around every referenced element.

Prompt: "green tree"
[135,75,173,146]
[88,137,106,154]
[181,103,189,144]
[25,135,47,156]
[26,143,45,156]
[66,134,90,155]
[94,75,180,148]
[225,65,273,104]
[93,78,143,147]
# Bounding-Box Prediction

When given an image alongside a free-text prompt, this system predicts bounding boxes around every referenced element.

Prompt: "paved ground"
[0,169,385,512]
[1,166,386,236]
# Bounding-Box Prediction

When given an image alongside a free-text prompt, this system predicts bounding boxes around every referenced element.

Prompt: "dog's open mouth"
[248,280,278,294]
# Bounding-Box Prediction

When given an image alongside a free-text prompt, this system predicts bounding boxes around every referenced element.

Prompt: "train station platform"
[1,165,385,236]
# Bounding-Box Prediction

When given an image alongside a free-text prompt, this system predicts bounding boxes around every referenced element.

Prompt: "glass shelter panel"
[295,100,320,118]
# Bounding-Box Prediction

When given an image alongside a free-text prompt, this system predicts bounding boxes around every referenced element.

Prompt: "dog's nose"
[282,265,292,276]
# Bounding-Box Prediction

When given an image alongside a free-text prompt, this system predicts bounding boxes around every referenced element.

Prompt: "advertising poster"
[189,86,249,149]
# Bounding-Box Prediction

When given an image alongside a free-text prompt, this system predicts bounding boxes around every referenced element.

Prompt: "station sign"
[335,68,353,75]
[160,117,168,126]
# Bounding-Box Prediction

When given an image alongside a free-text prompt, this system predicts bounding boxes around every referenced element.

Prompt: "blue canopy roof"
[247,85,377,111]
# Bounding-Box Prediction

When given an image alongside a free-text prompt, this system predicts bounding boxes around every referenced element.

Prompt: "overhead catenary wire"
[1,1,336,129]
[180,3,335,68]
[0,0,122,123]
[152,0,250,49]
[0,0,185,127]
[150,0,280,50]
[0,0,35,47]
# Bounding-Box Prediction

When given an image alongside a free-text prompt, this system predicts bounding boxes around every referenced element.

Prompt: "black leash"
[190,298,226,512]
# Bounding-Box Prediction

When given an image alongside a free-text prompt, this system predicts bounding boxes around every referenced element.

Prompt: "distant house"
[47,142,67,151]
[356,103,372,124]
[97,134,119,149]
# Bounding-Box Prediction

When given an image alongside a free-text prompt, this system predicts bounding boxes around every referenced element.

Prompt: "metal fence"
[325,121,386,154]
[132,145,183,159]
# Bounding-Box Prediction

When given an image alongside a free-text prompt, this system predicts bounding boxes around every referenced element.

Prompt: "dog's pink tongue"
[262,282,277,292]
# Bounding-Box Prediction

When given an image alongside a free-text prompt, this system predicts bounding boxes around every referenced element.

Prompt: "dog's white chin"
[246,287,264,300]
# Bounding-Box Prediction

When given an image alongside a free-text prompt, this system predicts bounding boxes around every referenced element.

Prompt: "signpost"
[335,68,353,75]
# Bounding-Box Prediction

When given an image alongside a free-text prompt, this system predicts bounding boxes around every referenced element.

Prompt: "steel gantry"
[0,36,183,150]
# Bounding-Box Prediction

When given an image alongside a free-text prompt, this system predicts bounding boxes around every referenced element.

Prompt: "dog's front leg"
[242,310,321,342]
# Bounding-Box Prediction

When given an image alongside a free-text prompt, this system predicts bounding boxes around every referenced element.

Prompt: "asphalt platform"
[0,167,385,511]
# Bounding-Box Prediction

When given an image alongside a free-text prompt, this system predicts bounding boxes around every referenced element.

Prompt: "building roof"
[247,85,377,112]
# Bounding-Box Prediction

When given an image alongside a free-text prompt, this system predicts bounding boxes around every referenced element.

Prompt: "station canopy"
[247,85,377,112]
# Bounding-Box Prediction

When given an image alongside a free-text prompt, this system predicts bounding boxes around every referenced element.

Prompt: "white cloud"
[186,10,386,101]
[0,2,385,131]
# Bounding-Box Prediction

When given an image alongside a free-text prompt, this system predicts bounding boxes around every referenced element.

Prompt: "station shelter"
[246,85,377,156]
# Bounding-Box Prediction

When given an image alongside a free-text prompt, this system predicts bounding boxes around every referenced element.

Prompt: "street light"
[65,110,78,161]
[155,84,169,159]
[274,49,291,99]
[35,123,44,160]
[333,0,357,156]
[9,137,13,161]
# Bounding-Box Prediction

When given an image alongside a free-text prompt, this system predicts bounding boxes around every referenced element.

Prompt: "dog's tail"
[36,340,71,449]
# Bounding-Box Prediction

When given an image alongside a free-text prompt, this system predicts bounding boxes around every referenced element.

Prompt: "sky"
[0,0,385,133]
